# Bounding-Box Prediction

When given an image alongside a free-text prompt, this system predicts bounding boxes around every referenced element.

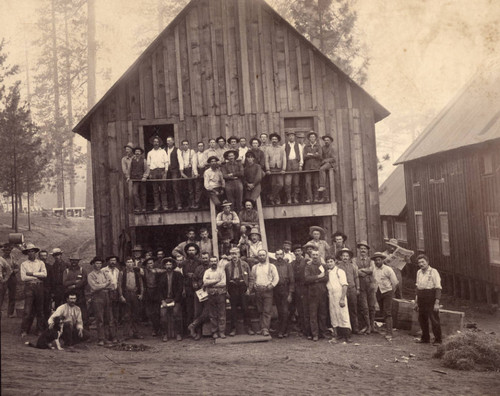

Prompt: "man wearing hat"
[284,130,303,204]
[238,137,249,163]
[271,249,295,338]
[239,199,259,229]
[122,142,134,179]
[38,250,52,322]
[158,257,184,341]
[216,201,240,256]
[336,247,360,334]
[308,226,331,260]
[204,155,225,206]
[103,255,122,332]
[304,249,328,341]
[303,131,323,203]
[165,136,187,211]
[282,240,296,263]
[194,141,208,209]
[0,243,18,318]
[247,227,263,266]
[354,241,376,334]
[172,227,198,258]
[20,243,47,337]
[332,231,348,258]
[128,146,149,213]
[118,257,144,340]
[383,239,407,299]
[182,242,201,330]
[319,135,336,199]
[227,136,240,152]
[225,247,253,336]
[249,138,266,170]
[215,136,228,161]
[147,135,169,211]
[222,149,244,212]
[265,133,286,204]
[242,151,263,201]
[179,139,199,209]
[63,254,89,329]
[372,252,398,341]
[131,245,144,268]
[290,244,308,335]
[51,248,67,309]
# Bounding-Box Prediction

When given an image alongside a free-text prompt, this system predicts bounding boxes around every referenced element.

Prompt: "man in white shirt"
[372,252,398,340]
[20,243,47,337]
[195,141,207,209]
[48,292,90,346]
[203,256,227,339]
[284,131,303,204]
[180,139,198,209]
[165,136,186,210]
[103,255,121,338]
[147,136,169,211]
[238,137,249,164]
[249,249,279,336]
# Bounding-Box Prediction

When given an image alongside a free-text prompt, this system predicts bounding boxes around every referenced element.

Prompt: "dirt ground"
[1,213,500,395]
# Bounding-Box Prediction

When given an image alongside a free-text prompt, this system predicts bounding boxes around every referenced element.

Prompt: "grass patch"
[433,332,500,371]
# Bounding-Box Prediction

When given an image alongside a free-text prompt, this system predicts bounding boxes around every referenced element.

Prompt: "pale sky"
[1,0,500,186]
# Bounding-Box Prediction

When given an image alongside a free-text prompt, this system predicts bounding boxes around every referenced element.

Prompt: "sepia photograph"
[0,0,499,394]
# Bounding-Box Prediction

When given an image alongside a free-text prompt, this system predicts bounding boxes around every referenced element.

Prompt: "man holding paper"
[383,239,413,299]
[203,256,227,339]
[159,258,184,342]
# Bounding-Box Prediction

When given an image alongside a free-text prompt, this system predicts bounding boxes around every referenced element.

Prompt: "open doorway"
[143,124,175,154]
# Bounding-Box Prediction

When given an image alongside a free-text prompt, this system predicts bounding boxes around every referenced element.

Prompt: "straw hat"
[357,240,370,250]
[309,226,326,239]
[249,227,261,237]
[23,243,40,255]
[336,247,354,260]
[386,238,399,248]
[371,252,387,260]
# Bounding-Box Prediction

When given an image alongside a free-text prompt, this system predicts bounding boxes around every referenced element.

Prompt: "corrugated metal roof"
[395,62,500,164]
[379,165,406,217]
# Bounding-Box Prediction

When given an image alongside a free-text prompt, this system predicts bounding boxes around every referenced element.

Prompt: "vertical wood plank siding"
[86,0,384,258]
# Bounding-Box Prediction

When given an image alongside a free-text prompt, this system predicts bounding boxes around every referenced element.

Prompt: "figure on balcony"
[222,150,244,212]
[265,133,286,205]
[227,136,240,152]
[122,142,134,180]
[165,136,186,211]
[238,137,249,164]
[179,139,198,209]
[332,231,348,259]
[247,227,263,267]
[215,136,228,162]
[303,131,323,203]
[249,138,266,170]
[242,151,263,201]
[128,147,149,213]
[172,227,198,258]
[195,141,207,209]
[204,138,220,162]
[319,134,336,202]
[196,227,213,257]
[146,136,168,211]
[284,131,303,204]
[216,201,240,256]
[204,156,225,206]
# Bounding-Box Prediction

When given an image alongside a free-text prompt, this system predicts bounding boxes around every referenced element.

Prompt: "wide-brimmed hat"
[309,226,326,239]
[303,241,317,250]
[371,252,387,261]
[269,133,281,142]
[386,238,399,248]
[242,199,255,207]
[336,247,354,260]
[283,240,292,246]
[292,244,303,251]
[162,257,177,268]
[296,131,305,138]
[245,150,256,159]
[227,136,240,144]
[90,256,104,265]
[322,134,333,142]
[332,231,348,242]
[207,155,220,163]
[51,247,63,255]
[249,227,261,237]
[285,130,296,136]
[23,243,40,255]
[124,142,134,150]
[223,149,239,160]
[184,242,200,255]
[133,146,144,154]
[357,240,370,250]
[216,136,226,143]
[307,131,318,139]
[105,255,119,261]
[149,135,164,145]
[69,254,82,262]
[249,137,261,147]
[132,245,143,252]
[221,200,232,207]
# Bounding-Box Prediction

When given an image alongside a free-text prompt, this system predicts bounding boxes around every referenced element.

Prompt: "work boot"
[188,323,197,338]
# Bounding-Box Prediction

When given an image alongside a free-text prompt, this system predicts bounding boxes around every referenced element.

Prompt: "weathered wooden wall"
[404,141,500,295]
[86,0,384,258]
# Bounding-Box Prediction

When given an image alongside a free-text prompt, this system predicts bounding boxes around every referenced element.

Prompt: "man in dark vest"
[270,249,295,338]
[128,147,149,213]
[159,257,184,342]
[165,136,187,210]
[62,255,89,329]
[182,243,201,332]
[118,257,144,340]
[50,248,67,310]
[225,247,254,336]
[284,131,303,204]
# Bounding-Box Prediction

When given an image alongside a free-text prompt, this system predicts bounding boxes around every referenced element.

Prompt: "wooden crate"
[410,308,464,337]
[392,298,414,330]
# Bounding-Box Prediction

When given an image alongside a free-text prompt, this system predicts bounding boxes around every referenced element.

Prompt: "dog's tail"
[24,341,37,348]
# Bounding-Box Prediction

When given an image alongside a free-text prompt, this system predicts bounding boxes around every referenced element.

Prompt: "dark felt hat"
[322,134,334,142]
[223,150,239,160]
[106,255,120,262]
[245,150,256,159]
[336,247,354,260]
[292,244,303,251]
[269,133,281,142]
[162,257,177,268]
[149,135,164,145]
[307,131,318,139]
[249,137,261,147]
[133,146,144,154]
[227,136,240,144]
[207,155,220,163]
[216,136,226,143]
[332,231,348,242]
[184,242,200,255]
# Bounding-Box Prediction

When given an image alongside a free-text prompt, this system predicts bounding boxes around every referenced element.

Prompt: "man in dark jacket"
[142,257,162,336]
[158,257,184,341]
[62,255,89,329]
[118,257,144,340]
[290,244,308,336]
[304,249,328,341]
[270,249,295,338]
[128,146,149,212]
[165,136,187,210]
[50,248,67,309]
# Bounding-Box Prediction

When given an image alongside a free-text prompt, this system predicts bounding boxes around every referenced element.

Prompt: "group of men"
[121,130,336,213]
[1,224,442,347]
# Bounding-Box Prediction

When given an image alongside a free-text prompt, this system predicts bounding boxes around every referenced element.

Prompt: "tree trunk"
[64,6,76,208]
[85,0,96,215]
[11,178,15,230]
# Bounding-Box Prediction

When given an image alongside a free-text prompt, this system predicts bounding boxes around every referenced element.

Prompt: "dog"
[25,316,65,350]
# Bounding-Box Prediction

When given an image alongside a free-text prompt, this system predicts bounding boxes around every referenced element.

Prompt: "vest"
[130,156,146,179]
[121,270,142,294]
[285,142,300,161]
[168,147,180,170]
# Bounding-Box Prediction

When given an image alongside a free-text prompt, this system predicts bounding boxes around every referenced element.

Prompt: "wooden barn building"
[395,66,500,304]
[73,0,389,259]
[379,165,408,248]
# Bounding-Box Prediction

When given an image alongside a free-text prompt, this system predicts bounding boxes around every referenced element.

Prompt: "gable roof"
[73,0,389,139]
[379,165,406,217]
[395,62,500,164]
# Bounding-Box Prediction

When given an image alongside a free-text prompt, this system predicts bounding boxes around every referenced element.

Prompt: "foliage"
[433,332,500,371]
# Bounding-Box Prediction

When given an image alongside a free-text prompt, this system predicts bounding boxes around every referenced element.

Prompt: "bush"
[433,332,500,371]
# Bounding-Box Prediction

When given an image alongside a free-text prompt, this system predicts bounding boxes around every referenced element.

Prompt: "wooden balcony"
[128,168,336,227]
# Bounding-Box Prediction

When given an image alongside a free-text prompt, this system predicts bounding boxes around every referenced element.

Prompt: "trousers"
[0,274,17,316]
[225,179,243,212]
[346,286,359,333]
[122,290,141,337]
[167,168,181,208]
[227,284,251,331]
[61,323,91,346]
[21,282,45,333]
[255,289,273,331]
[304,171,319,201]
[284,159,300,201]
[208,293,226,334]
[132,181,147,210]
[417,289,442,343]
[308,284,327,338]
[273,285,290,335]
[150,168,167,209]
[160,303,183,337]
[376,289,394,336]
[92,290,114,341]
[358,279,376,330]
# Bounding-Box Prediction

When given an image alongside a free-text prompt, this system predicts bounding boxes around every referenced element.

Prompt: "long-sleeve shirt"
[204,168,225,190]
[121,155,132,177]
[250,148,266,170]
[216,211,240,227]
[197,238,213,256]
[249,261,279,290]
[248,240,263,258]
[273,259,295,292]
[203,267,226,290]
[147,148,169,170]
[303,143,322,170]
[373,264,398,294]
[127,156,150,180]
[337,261,359,289]
[203,148,221,163]
[87,270,110,293]
[416,267,442,290]
[20,259,47,282]
[180,148,197,173]
[0,256,12,282]
[62,266,87,292]
[322,144,336,165]
[304,262,328,285]
[239,209,259,226]
[222,161,244,180]
[196,151,207,169]
[102,266,120,291]
[265,145,286,171]
[48,303,83,330]
[308,239,331,259]
[238,146,249,163]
